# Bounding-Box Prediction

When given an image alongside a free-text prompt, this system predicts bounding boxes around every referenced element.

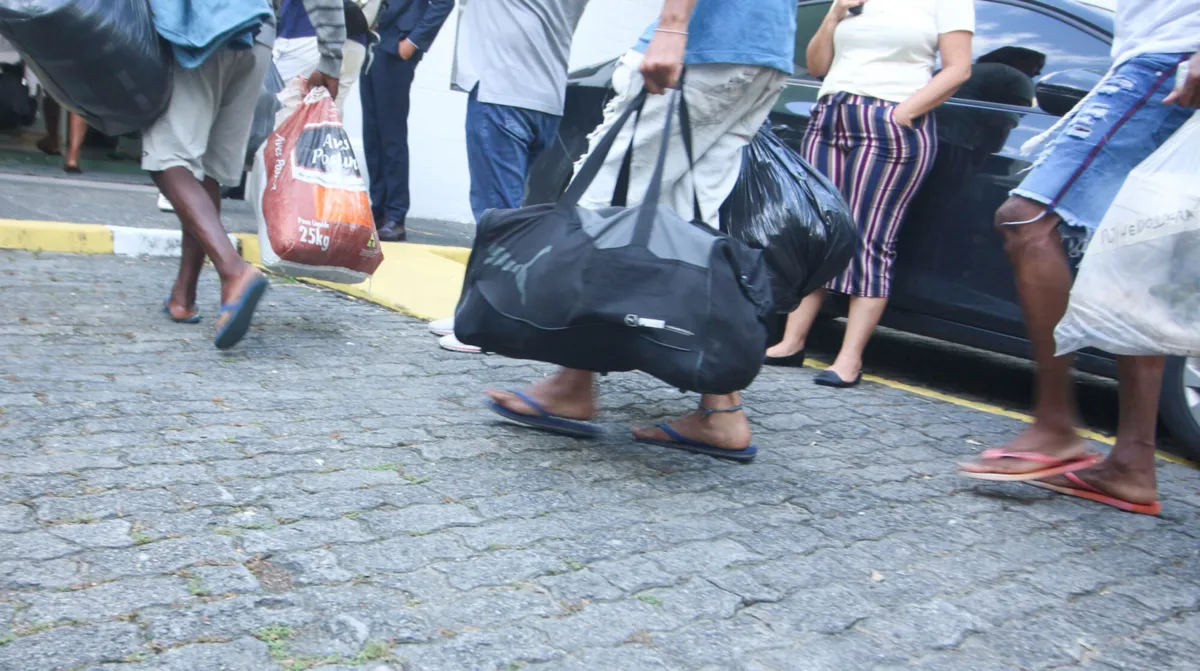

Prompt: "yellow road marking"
[0,219,113,255]
[805,359,1197,468]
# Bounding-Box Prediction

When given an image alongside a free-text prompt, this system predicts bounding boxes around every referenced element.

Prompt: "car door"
[770,0,1113,347]
[890,0,1113,341]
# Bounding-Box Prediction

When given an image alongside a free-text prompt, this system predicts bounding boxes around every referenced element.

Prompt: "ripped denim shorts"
[1012,52,1194,237]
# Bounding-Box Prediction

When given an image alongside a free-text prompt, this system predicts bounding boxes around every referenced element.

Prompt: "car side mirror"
[1035,69,1104,117]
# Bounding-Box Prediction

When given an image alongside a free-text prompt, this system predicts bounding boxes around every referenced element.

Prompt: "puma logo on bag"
[484,244,552,305]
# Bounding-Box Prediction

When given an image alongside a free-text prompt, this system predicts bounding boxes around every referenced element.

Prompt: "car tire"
[1160,356,1200,460]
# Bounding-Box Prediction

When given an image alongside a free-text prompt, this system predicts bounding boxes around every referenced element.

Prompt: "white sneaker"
[428,316,454,337]
[438,333,481,354]
[157,193,174,212]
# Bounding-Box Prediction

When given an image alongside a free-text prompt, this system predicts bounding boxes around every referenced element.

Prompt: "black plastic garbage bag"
[721,123,856,313]
[245,62,284,169]
[0,0,171,136]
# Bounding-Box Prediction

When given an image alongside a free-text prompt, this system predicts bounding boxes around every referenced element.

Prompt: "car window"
[792,2,832,80]
[793,1,1111,82]
[971,1,1111,81]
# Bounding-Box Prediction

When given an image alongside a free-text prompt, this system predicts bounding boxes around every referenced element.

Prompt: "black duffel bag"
[454,87,774,395]
[0,0,171,136]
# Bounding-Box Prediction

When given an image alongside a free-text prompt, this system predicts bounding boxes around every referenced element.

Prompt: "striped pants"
[801,93,937,298]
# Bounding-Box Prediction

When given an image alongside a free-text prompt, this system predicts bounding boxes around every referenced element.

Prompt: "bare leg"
[166,177,221,320]
[962,197,1087,475]
[38,97,62,155]
[151,167,260,310]
[765,289,826,358]
[487,368,597,421]
[825,295,888,381]
[632,392,752,451]
[1036,356,1162,505]
[64,113,87,170]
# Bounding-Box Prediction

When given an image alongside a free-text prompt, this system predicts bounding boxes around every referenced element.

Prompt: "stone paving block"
[20,576,192,624]
[84,535,241,580]
[115,637,277,671]
[0,503,36,532]
[0,529,79,561]
[190,563,263,595]
[0,621,143,671]
[33,488,178,523]
[241,517,374,555]
[45,518,134,548]
[2,252,1198,670]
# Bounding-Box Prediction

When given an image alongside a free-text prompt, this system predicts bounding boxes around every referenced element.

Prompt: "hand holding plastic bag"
[720,124,856,312]
[249,80,383,284]
[1055,114,1200,357]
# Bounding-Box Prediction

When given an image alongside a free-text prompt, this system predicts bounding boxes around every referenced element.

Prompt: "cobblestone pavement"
[2,251,1198,671]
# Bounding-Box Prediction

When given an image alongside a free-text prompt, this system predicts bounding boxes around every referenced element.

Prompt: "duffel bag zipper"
[624,314,694,336]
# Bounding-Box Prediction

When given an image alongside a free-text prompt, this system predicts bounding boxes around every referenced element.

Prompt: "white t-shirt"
[1113,0,1200,66]
[817,0,975,103]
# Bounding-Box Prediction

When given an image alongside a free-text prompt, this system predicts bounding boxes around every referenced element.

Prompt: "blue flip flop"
[487,390,603,439]
[635,424,758,462]
[213,274,269,350]
[633,405,758,463]
[162,297,201,324]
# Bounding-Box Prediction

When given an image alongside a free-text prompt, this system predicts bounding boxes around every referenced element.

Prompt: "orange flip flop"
[1028,472,1162,516]
[958,448,1103,482]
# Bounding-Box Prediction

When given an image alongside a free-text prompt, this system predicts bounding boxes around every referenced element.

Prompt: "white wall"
[346,0,662,225]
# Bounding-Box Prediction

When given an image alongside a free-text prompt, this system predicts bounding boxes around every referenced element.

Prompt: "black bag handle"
[560,73,705,233]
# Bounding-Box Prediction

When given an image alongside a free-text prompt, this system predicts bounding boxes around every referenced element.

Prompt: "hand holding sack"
[720,123,856,313]
[0,0,171,136]
[1055,114,1200,357]
[250,80,383,284]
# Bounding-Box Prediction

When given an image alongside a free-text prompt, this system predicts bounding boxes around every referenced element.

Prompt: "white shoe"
[438,333,481,354]
[157,193,174,212]
[429,316,454,337]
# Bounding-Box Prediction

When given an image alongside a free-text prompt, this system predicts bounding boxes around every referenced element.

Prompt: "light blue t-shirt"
[635,0,797,75]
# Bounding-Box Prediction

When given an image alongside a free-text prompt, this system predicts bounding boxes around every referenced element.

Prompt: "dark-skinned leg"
[487,368,597,421]
[64,113,87,171]
[165,177,222,320]
[961,197,1088,475]
[1036,356,1162,506]
[38,97,62,155]
[152,167,260,311]
[632,392,752,452]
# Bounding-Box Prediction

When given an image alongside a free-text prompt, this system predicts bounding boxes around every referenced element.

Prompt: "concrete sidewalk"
[1,251,1197,671]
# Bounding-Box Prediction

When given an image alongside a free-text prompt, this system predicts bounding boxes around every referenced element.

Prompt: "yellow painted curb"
[236,234,465,320]
[0,219,113,255]
[411,243,470,265]
[805,359,1197,467]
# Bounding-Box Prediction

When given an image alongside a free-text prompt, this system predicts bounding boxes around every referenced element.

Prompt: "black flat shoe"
[814,369,862,388]
[764,349,806,368]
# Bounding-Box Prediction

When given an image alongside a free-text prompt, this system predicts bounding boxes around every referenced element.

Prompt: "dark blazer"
[375,0,454,56]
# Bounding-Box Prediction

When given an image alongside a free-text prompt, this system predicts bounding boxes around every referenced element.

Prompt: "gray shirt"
[453,0,591,116]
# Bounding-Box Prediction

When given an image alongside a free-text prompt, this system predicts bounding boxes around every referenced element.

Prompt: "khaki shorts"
[142,44,271,186]
[576,50,789,227]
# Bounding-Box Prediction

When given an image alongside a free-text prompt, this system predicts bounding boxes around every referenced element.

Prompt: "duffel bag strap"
[560,89,650,209]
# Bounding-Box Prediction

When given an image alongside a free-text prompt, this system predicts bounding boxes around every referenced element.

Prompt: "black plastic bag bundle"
[721,123,856,313]
[0,0,171,136]
[245,62,285,168]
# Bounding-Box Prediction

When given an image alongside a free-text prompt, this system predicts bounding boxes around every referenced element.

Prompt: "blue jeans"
[465,87,561,223]
[1013,53,1194,234]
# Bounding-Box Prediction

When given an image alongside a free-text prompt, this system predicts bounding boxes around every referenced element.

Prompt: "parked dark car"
[525,0,1200,457]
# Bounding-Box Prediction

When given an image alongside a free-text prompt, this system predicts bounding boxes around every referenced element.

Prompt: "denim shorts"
[1011,53,1194,237]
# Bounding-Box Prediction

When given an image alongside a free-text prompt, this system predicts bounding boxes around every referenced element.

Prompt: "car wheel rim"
[1185,357,1200,427]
